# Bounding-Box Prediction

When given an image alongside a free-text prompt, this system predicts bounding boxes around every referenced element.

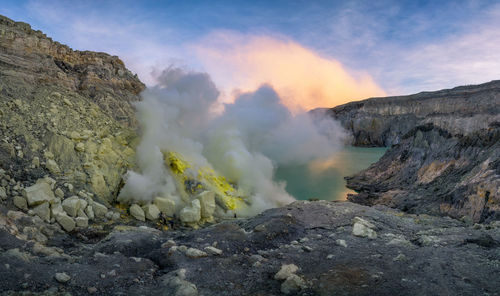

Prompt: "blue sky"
[2,0,500,101]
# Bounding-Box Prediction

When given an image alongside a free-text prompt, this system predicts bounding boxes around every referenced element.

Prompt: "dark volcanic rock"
[346,123,500,223]
[1,201,500,296]
[324,81,500,224]
[320,80,500,147]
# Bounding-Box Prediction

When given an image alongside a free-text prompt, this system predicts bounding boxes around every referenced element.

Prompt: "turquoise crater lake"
[275,146,387,201]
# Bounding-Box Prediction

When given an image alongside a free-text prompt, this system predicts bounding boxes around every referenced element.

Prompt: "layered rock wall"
[323,80,500,146]
[326,81,500,223]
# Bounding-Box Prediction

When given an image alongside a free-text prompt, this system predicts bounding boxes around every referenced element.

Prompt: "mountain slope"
[326,81,500,223]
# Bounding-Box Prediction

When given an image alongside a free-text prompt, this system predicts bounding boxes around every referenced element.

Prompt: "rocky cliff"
[0,14,144,209]
[325,81,500,223]
[323,80,500,146]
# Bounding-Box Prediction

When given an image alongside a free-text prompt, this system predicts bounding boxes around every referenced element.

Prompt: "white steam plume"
[119,67,348,216]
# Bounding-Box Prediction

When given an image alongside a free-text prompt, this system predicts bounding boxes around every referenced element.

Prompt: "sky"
[1,0,500,109]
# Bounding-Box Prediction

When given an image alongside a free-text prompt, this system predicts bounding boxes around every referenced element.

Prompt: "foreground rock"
[1,201,499,295]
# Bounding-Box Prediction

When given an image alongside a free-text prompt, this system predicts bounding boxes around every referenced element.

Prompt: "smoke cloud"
[194,32,386,113]
[119,67,349,217]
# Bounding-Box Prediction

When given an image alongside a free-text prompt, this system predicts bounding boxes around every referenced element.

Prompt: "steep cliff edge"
[325,81,500,223]
[0,14,144,207]
[323,80,500,146]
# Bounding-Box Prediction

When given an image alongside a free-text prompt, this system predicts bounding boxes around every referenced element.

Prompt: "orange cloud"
[194,32,385,112]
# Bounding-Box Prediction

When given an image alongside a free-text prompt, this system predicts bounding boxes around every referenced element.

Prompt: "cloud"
[382,5,500,93]
[193,32,386,112]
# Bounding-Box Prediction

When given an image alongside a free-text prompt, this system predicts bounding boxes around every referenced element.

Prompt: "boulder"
[54,188,64,199]
[32,202,50,222]
[130,204,145,221]
[352,217,377,239]
[0,186,6,199]
[13,196,28,210]
[55,212,75,232]
[179,199,201,223]
[85,205,95,220]
[92,201,108,218]
[281,274,307,294]
[154,197,175,216]
[54,272,71,283]
[23,182,55,206]
[75,216,89,228]
[62,196,85,217]
[275,264,299,280]
[142,204,160,221]
[197,191,215,219]
[185,248,208,258]
[45,159,61,174]
[204,246,222,256]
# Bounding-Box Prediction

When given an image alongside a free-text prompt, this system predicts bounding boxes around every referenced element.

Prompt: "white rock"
[142,204,160,221]
[112,212,121,220]
[55,272,71,283]
[62,196,84,217]
[0,187,6,199]
[32,202,50,222]
[274,264,299,280]
[130,204,145,221]
[336,239,348,247]
[92,201,108,218]
[75,217,88,228]
[46,159,61,174]
[185,248,208,258]
[54,188,64,199]
[23,182,55,206]
[175,282,198,296]
[196,191,215,218]
[32,156,40,168]
[55,212,75,232]
[13,196,28,210]
[50,201,65,217]
[204,246,223,256]
[179,200,201,223]
[281,274,307,294]
[77,208,88,219]
[85,205,95,220]
[352,217,377,239]
[154,197,175,216]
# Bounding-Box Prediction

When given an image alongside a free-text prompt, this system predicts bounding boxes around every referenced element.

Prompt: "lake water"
[275,146,387,201]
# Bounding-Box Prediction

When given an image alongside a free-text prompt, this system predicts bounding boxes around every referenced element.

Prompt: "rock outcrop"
[324,81,500,223]
[0,14,143,208]
[1,201,499,295]
[322,80,500,146]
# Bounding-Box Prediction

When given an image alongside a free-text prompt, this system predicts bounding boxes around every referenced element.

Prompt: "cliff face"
[324,80,500,146]
[327,81,500,223]
[0,15,144,204]
[0,15,144,126]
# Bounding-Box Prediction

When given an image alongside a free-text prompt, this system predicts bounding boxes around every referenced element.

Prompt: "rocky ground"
[1,14,500,296]
[1,200,499,296]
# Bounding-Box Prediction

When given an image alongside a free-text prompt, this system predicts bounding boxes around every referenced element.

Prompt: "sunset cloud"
[194,32,385,112]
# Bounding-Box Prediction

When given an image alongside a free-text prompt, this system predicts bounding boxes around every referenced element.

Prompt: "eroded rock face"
[0,14,143,204]
[325,80,500,223]
[346,124,500,223]
[322,80,500,147]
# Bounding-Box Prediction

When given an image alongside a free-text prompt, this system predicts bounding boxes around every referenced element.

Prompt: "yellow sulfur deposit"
[164,151,247,211]
[166,151,190,175]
